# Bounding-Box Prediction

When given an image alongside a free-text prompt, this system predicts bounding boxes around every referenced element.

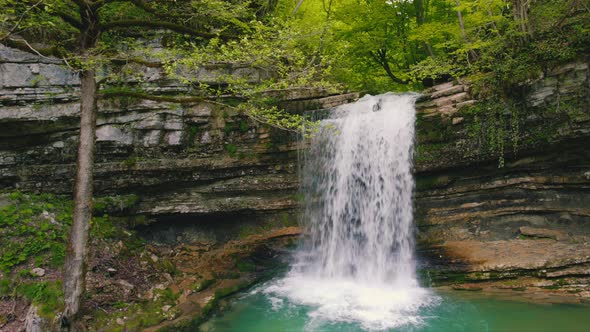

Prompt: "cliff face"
[414,61,590,293]
[1,44,590,293]
[0,45,357,232]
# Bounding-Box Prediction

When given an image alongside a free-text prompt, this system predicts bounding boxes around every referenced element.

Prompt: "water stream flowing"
[263,93,439,330]
[204,93,590,332]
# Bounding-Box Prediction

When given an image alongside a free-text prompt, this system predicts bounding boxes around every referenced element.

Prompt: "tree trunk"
[456,0,478,63]
[456,0,467,40]
[62,3,100,329]
[293,0,305,14]
[512,0,532,44]
[62,68,98,328]
[371,48,407,85]
[414,0,435,57]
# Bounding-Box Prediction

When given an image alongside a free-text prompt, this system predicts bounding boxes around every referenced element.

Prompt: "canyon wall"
[1,44,589,293]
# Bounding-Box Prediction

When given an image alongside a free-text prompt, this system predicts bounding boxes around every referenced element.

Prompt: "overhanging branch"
[110,57,162,68]
[57,10,83,30]
[369,49,408,85]
[18,1,82,30]
[1,38,68,59]
[100,90,307,134]
[101,90,204,102]
[100,20,223,39]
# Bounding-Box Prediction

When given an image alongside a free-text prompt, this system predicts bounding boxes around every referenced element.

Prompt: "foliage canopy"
[282,0,589,93]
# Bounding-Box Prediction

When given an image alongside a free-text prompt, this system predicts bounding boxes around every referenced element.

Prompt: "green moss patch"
[0,192,72,273]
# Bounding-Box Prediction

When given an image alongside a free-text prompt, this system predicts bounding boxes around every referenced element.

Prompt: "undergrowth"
[0,192,72,273]
[0,192,147,321]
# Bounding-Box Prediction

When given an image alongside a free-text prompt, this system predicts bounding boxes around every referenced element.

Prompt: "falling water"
[265,93,438,330]
[298,93,417,284]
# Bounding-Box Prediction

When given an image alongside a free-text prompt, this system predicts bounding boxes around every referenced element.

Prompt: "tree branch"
[100,90,208,104]
[57,10,83,30]
[1,0,44,40]
[100,90,304,134]
[110,57,162,68]
[1,38,67,58]
[293,0,306,14]
[100,20,223,39]
[13,1,83,30]
[99,89,244,107]
[370,49,407,85]
[72,0,90,8]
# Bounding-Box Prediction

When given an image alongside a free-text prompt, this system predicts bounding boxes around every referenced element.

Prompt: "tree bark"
[456,0,468,40]
[414,0,435,57]
[62,68,98,329]
[512,0,532,44]
[62,2,100,329]
[293,0,306,14]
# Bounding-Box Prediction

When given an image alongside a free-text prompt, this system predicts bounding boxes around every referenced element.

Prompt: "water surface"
[203,285,590,332]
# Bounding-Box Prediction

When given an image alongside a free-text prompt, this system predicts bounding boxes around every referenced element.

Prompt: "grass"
[0,278,64,318]
[16,281,64,317]
[93,288,180,331]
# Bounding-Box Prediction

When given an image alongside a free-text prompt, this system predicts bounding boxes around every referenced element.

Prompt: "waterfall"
[298,93,417,285]
[265,93,438,331]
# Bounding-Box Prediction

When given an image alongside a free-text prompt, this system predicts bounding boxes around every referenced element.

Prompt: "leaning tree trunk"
[62,3,100,329]
[62,68,98,327]
[455,0,478,63]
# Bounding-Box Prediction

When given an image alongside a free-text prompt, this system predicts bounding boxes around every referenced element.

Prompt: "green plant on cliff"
[0,192,160,326]
[93,194,139,214]
[0,192,72,273]
[462,100,522,167]
[0,192,138,273]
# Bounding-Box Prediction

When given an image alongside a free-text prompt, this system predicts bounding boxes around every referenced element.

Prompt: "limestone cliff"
[1,43,590,297]
[414,61,590,295]
[0,45,357,231]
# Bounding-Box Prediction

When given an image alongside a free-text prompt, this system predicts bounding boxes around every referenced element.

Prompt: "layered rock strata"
[414,61,590,296]
[0,45,357,229]
[1,43,590,297]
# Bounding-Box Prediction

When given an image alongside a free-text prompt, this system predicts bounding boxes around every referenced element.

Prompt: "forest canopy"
[280,0,589,93]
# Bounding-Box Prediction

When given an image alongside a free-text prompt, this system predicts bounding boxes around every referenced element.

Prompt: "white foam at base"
[264,275,439,331]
